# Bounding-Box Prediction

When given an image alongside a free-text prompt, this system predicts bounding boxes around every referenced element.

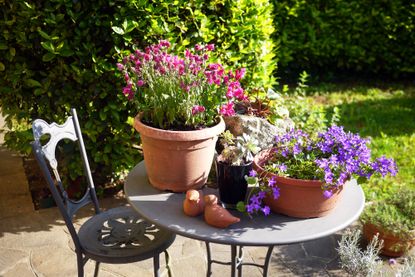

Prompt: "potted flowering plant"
[239,126,398,218]
[215,130,261,208]
[117,40,247,192]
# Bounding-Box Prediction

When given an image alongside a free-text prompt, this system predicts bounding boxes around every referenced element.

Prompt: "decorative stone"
[224,115,294,151]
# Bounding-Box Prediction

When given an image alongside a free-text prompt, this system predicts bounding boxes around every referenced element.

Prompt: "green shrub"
[0,0,276,186]
[112,0,277,89]
[274,0,415,79]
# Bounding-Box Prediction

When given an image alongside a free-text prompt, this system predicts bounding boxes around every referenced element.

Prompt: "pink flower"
[195,44,203,51]
[220,102,235,116]
[137,80,144,87]
[235,68,246,80]
[159,40,171,48]
[192,105,206,115]
[180,81,190,92]
[185,49,191,58]
[144,54,152,61]
[206,44,215,51]
[122,84,134,100]
[116,63,124,71]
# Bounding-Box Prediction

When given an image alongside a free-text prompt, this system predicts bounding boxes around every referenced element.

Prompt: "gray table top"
[125,161,365,246]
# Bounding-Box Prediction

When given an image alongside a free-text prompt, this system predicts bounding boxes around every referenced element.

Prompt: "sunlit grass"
[307,84,415,201]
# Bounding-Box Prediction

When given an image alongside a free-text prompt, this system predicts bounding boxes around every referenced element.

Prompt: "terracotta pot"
[134,114,225,192]
[254,148,343,218]
[363,223,415,257]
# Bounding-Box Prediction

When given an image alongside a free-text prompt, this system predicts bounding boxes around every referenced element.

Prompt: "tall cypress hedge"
[0,0,276,184]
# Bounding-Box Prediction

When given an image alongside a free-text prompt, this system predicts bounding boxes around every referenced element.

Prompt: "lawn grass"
[307,83,415,201]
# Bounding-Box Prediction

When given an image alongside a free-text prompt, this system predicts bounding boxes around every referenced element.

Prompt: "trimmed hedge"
[0,0,276,185]
[274,0,415,79]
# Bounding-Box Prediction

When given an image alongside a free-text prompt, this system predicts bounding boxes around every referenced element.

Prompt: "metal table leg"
[205,243,274,277]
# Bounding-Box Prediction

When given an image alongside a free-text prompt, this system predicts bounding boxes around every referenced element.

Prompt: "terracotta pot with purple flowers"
[118,40,247,192]
[238,126,398,218]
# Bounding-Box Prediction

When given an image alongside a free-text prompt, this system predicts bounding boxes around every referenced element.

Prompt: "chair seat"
[78,206,176,264]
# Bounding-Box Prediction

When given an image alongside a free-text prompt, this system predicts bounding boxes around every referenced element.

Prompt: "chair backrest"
[31,108,101,246]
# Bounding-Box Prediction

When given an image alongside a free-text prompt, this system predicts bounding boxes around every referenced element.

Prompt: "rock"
[224,115,294,151]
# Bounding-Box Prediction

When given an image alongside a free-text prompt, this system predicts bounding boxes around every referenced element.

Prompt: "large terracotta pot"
[253,148,343,218]
[363,223,415,257]
[134,114,225,192]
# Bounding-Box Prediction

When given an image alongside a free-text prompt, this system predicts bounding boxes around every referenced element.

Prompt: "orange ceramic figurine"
[204,194,240,228]
[183,189,205,217]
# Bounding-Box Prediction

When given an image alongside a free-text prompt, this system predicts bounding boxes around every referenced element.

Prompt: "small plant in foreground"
[337,229,383,277]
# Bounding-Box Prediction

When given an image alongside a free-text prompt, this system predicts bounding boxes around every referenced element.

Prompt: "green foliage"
[0,0,142,186]
[113,0,277,91]
[0,0,276,185]
[279,72,340,133]
[218,130,260,165]
[274,0,415,78]
[361,188,415,240]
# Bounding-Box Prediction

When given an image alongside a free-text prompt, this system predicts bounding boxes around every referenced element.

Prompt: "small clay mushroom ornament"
[204,194,240,228]
[183,189,205,217]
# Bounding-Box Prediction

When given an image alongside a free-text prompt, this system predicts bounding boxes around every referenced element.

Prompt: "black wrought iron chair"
[31,108,176,277]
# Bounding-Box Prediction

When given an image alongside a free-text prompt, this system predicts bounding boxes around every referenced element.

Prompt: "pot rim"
[134,113,226,141]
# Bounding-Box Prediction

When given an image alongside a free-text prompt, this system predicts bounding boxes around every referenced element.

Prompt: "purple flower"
[281,148,290,157]
[293,144,302,155]
[372,156,398,177]
[272,187,280,199]
[279,164,287,172]
[388,258,397,266]
[323,190,333,199]
[249,170,257,177]
[268,176,277,187]
[261,206,270,216]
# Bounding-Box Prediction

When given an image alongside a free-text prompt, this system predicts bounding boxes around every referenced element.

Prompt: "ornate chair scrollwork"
[31,108,176,277]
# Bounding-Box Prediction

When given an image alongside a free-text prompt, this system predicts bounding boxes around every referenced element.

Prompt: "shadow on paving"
[0,195,128,238]
[271,234,348,276]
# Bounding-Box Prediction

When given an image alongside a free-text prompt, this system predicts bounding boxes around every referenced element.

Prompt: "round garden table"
[125,161,365,277]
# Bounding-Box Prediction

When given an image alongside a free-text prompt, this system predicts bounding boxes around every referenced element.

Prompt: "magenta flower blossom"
[235,68,246,80]
[220,102,235,116]
[191,105,206,115]
[206,44,215,51]
[116,63,124,71]
[117,40,247,129]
